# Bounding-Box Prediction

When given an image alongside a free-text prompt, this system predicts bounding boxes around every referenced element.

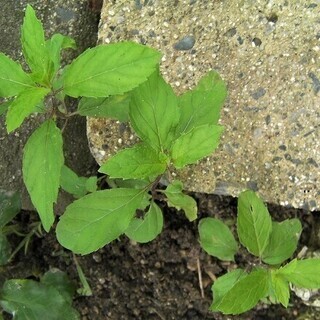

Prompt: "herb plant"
[199,190,320,315]
[0,5,227,255]
[0,191,90,318]
[56,65,226,254]
[0,5,160,231]
[1,5,319,317]
[0,269,79,319]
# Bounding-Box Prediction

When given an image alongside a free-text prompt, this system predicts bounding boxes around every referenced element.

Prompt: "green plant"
[0,192,21,265]
[198,190,320,315]
[56,67,226,254]
[0,269,79,319]
[0,192,85,318]
[0,5,227,255]
[2,5,318,317]
[0,5,160,232]
[0,191,43,266]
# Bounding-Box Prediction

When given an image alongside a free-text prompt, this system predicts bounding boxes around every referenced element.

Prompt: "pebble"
[308,72,320,94]
[56,7,75,22]
[251,87,266,100]
[93,253,102,263]
[252,37,262,47]
[173,35,195,51]
[225,27,237,37]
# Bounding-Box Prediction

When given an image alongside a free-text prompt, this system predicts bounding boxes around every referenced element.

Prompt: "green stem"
[2,225,26,237]
[8,221,42,262]
[73,254,92,296]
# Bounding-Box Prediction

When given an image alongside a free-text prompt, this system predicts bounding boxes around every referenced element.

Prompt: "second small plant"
[199,190,320,315]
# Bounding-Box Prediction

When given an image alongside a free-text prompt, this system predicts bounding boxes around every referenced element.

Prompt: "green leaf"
[6,87,50,133]
[60,165,97,198]
[99,143,168,180]
[52,68,65,94]
[280,259,320,289]
[212,268,269,315]
[46,33,76,75]
[277,258,298,276]
[125,201,163,243]
[129,70,180,152]
[0,191,21,229]
[271,269,290,307]
[56,188,150,254]
[0,234,11,266]
[198,217,238,261]
[262,219,302,265]
[0,192,18,264]
[63,42,161,97]
[85,177,98,193]
[32,100,46,114]
[211,269,247,310]
[23,120,64,232]
[237,190,272,258]
[171,124,224,168]
[177,71,227,134]
[195,70,227,92]
[0,53,35,97]
[78,94,130,121]
[163,181,197,221]
[107,178,150,189]
[0,100,12,116]
[21,5,53,84]
[0,279,79,320]
[41,269,76,304]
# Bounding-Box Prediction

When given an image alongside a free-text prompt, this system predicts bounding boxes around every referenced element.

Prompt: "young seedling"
[56,67,227,254]
[0,5,227,257]
[199,190,320,315]
[0,5,161,233]
[4,5,316,317]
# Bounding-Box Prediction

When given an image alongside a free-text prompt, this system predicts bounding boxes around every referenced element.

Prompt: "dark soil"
[2,192,320,320]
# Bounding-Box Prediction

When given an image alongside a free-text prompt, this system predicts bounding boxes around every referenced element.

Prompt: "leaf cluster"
[0,6,227,257]
[57,67,226,254]
[1,6,318,318]
[0,269,79,319]
[0,5,161,232]
[199,190,320,315]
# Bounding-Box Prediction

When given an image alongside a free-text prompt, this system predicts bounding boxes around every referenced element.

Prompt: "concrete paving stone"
[88,0,320,211]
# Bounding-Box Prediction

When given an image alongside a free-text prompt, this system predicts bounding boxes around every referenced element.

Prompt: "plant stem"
[73,253,92,296]
[8,221,42,262]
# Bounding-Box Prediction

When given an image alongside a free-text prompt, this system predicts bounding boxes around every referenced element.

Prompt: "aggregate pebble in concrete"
[174,35,196,51]
[88,0,320,211]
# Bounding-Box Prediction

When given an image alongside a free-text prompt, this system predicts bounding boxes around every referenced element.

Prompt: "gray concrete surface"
[88,0,320,211]
[0,0,99,212]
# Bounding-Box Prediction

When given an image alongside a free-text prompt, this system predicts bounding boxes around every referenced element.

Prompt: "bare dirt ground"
[2,192,319,320]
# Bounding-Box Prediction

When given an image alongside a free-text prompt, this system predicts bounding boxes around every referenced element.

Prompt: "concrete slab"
[88,0,319,211]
